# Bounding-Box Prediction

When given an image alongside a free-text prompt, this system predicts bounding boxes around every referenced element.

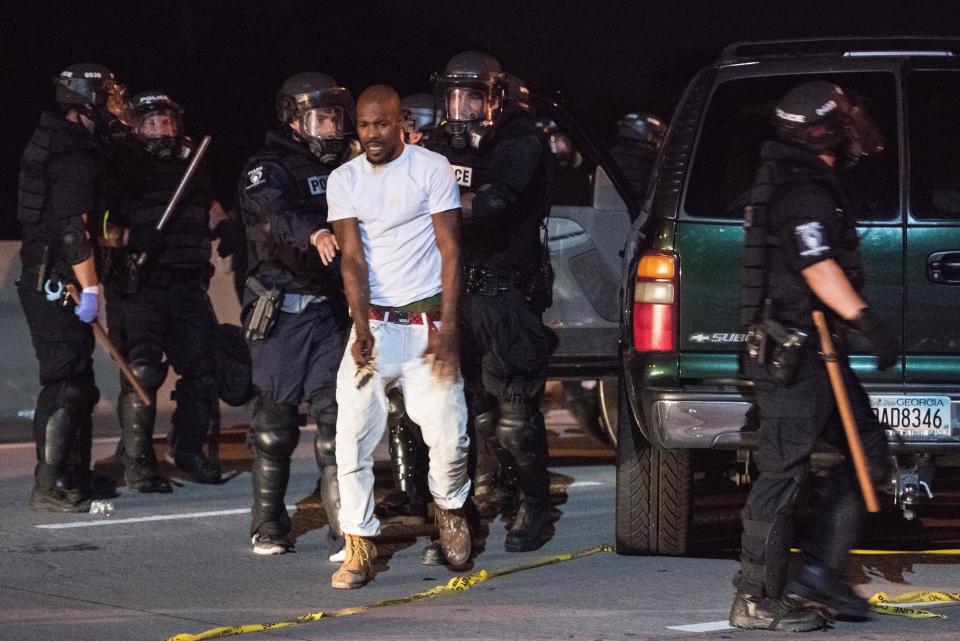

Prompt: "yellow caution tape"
[868,590,960,619]
[163,544,614,641]
[791,547,960,556]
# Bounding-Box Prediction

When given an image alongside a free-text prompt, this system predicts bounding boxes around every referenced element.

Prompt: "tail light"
[632,251,678,352]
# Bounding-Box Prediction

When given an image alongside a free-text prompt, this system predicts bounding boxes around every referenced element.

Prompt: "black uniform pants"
[107,280,218,456]
[737,346,889,598]
[460,288,555,499]
[246,300,345,539]
[17,278,98,488]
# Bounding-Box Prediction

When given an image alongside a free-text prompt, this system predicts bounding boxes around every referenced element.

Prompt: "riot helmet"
[276,72,356,163]
[617,112,666,154]
[400,93,436,144]
[54,63,131,136]
[434,51,506,150]
[131,91,185,159]
[773,81,885,167]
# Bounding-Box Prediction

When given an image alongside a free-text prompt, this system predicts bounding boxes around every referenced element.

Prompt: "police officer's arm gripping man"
[460,134,542,221]
[242,162,331,258]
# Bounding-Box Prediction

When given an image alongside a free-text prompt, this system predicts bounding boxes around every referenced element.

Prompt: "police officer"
[731,81,895,631]
[427,52,556,555]
[608,112,666,203]
[16,63,128,512]
[103,91,232,492]
[238,72,354,558]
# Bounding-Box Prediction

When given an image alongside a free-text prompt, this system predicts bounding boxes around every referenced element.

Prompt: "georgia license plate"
[870,395,953,438]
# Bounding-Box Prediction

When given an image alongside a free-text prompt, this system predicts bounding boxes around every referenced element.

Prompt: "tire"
[615,379,692,555]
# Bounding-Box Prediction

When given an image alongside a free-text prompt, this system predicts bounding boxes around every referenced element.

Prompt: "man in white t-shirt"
[326,85,473,589]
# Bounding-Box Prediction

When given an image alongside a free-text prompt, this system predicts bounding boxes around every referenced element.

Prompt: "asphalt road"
[1,409,959,641]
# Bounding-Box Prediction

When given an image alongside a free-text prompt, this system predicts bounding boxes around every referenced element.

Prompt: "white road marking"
[36,505,299,530]
[667,621,733,633]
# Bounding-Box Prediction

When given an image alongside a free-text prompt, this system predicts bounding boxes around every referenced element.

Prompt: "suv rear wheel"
[615,381,692,555]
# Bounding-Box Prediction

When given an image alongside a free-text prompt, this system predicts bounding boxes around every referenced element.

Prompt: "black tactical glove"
[850,307,899,371]
[126,226,165,256]
[213,218,244,259]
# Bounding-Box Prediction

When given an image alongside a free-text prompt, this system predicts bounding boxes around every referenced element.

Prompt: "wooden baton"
[66,284,153,406]
[812,310,879,513]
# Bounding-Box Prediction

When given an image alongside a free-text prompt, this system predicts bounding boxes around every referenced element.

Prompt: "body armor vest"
[426,116,551,275]
[739,145,862,329]
[17,112,99,269]
[117,148,212,270]
[240,130,338,294]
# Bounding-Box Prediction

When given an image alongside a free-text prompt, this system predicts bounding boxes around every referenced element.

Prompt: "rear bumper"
[640,390,960,453]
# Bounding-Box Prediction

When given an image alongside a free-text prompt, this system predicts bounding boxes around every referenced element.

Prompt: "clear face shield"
[136,109,182,159]
[442,85,500,150]
[445,87,488,123]
[300,106,346,141]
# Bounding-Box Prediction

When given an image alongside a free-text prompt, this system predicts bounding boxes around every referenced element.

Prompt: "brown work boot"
[331,534,377,589]
[436,504,474,566]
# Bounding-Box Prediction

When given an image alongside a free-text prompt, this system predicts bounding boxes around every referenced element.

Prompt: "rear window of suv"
[684,72,899,221]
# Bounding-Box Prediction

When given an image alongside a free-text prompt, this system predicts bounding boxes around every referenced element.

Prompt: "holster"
[524,241,553,312]
[112,253,141,295]
[745,317,808,386]
[244,276,283,343]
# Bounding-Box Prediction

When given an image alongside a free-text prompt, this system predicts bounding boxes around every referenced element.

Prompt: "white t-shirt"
[327,144,461,307]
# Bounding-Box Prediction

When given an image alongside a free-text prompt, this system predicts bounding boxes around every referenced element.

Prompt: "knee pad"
[253,401,300,460]
[60,379,100,416]
[386,389,407,424]
[126,361,168,395]
[495,399,542,454]
[314,430,336,468]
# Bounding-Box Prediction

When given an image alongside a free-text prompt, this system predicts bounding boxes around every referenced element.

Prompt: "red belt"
[369,307,442,326]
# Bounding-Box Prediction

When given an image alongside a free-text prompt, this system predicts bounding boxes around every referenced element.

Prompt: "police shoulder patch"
[794,221,830,257]
[245,165,266,190]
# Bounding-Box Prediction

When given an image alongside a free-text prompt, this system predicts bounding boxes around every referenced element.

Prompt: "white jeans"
[335,319,470,537]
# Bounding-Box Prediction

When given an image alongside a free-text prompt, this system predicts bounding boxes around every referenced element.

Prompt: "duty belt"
[143,266,210,289]
[369,307,442,325]
[464,266,524,296]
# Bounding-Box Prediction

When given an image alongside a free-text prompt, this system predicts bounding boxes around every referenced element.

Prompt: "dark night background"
[5,0,960,240]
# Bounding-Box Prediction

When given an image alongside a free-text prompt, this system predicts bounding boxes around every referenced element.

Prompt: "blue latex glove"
[74,287,99,323]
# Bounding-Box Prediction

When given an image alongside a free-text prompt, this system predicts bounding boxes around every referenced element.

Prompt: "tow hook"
[894,467,934,520]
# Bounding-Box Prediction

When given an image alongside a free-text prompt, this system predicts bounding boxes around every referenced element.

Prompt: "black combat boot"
[499,403,552,552]
[31,409,91,512]
[729,592,827,632]
[169,376,221,484]
[786,562,870,620]
[118,389,172,493]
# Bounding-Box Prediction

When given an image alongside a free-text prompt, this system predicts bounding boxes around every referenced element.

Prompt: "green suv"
[617,38,960,555]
